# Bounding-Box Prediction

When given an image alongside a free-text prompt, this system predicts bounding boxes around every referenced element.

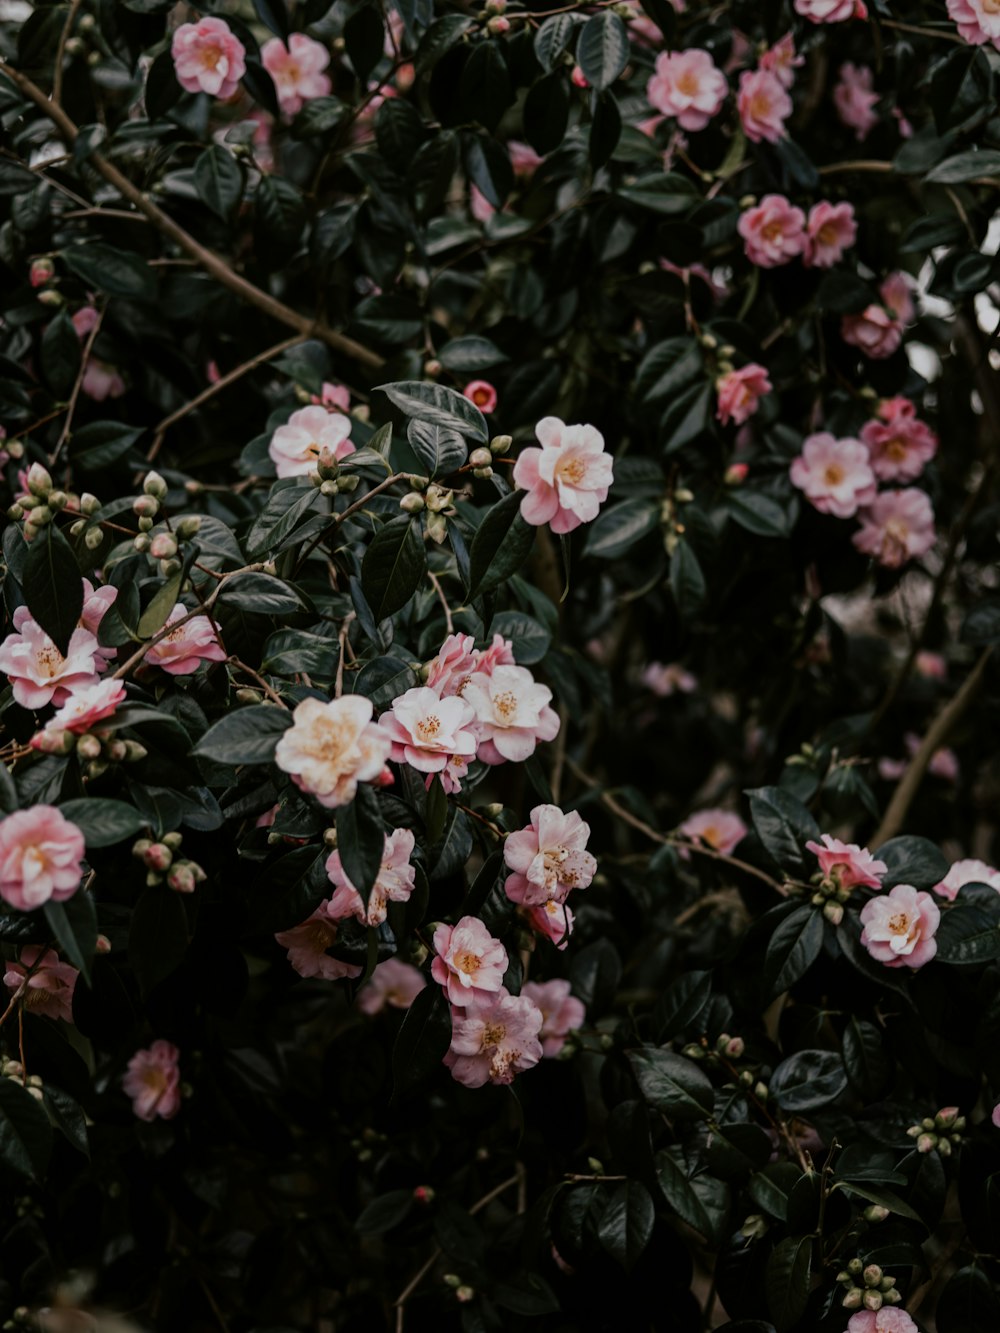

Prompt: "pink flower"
[571,65,589,89]
[760,33,803,89]
[268,404,355,479]
[0,608,102,710]
[470,184,495,224]
[3,946,78,1022]
[842,272,914,360]
[261,34,331,117]
[0,807,85,911]
[737,195,807,268]
[445,988,544,1086]
[852,489,935,567]
[513,416,614,535]
[143,605,226,675]
[737,69,792,144]
[275,905,362,980]
[463,380,498,414]
[677,808,747,856]
[641,662,697,696]
[834,62,879,141]
[37,679,126,737]
[846,1307,919,1333]
[934,858,1000,901]
[860,884,940,969]
[646,49,728,132]
[521,978,585,1057]
[326,828,416,926]
[274,695,393,809]
[379,686,478,780]
[356,958,426,1014]
[993,1101,1000,1129]
[804,201,857,269]
[790,433,876,518]
[171,18,246,100]
[860,398,937,482]
[80,578,118,648]
[462,664,560,764]
[508,140,543,177]
[122,1040,182,1122]
[71,305,99,338]
[716,363,772,426]
[311,381,351,411]
[431,916,508,1006]
[805,834,886,889]
[81,360,125,402]
[426,633,478,696]
[523,898,575,948]
[947,0,1000,49]
[472,632,517,677]
[503,804,597,907]
[915,650,947,680]
[795,0,861,19]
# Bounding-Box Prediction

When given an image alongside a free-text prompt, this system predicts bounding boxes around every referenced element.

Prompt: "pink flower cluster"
[738,197,856,270]
[504,804,597,949]
[844,1308,917,1333]
[268,404,355,479]
[513,417,614,535]
[0,605,105,710]
[860,884,940,970]
[677,808,748,856]
[737,68,793,143]
[860,398,937,483]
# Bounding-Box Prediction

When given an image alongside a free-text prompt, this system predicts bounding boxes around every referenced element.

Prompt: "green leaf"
[467,491,536,599]
[136,571,183,640]
[763,905,824,998]
[577,12,629,93]
[875,835,949,891]
[128,887,190,996]
[437,336,507,374]
[489,610,551,666]
[0,1078,53,1182]
[43,1085,89,1157]
[834,1180,921,1222]
[769,1049,847,1112]
[618,173,699,216]
[193,704,292,765]
[217,572,308,616]
[335,783,385,912]
[247,846,330,933]
[748,1163,802,1222]
[40,308,81,399]
[69,421,145,472]
[194,146,243,220]
[43,892,97,983]
[627,1047,714,1121]
[589,90,621,170]
[636,337,702,404]
[926,149,1000,183]
[524,71,570,157]
[747,786,820,877]
[361,516,426,621]
[533,13,580,71]
[58,798,145,848]
[245,483,322,558]
[377,380,488,442]
[669,540,705,618]
[655,1147,717,1238]
[597,1181,654,1271]
[934,903,1000,965]
[61,243,154,301]
[766,1235,811,1332]
[356,1189,415,1235]
[583,499,659,560]
[458,42,512,133]
[255,175,306,249]
[726,491,794,539]
[23,523,83,656]
[843,1018,888,1099]
[391,981,452,1099]
[936,1265,1000,1333]
[407,419,468,477]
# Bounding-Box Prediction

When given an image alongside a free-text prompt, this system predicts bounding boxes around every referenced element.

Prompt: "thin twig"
[335,613,356,699]
[50,302,104,466]
[52,0,84,106]
[427,570,454,635]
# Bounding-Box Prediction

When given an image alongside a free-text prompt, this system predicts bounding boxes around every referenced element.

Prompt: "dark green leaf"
[335,783,385,912]
[43,892,97,984]
[747,786,820,877]
[217,572,307,615]
[407,419,468,477]
[361,516,426,621]
[763,906,824,998]
[192,704,292,764]
[636,337,702,404]
[670,540,705,618]
[356,1189,414,1234]
[391,981,451,1098]
[627,1047,714,1121]
[128,887,190,996]
[246,483,322,558]
[61,244,154,301]
[437,336,507,374]
[524,72,570,157]
[597,1181,654,1271]
[934,903,1000,965]
[577,12,629,93]
[769,1049,847,1112]
[875,835,949,891]
[0,1078,53,1182]
[58,798,145,848]
[926,149,1000,183]
[936,1264,1000,1333]
[23,523,83,656]
[467,490,536,598]
[40,309,81,399]
[583,499,659,559]
[136,571,183,640]
[765,1235,811,1332]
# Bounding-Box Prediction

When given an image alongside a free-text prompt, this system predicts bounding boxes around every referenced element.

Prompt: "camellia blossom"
[795,0,864,19]
[845,1306,918,1333]
[521,979,586,1057]
[646,49,728,132]
[852,489,935,568]
[274,905,362,981]
[425,633,478,696]
[760,33,803,88]
[261,34,331,117]
[143,605,227,676]
[641,662,697,696]
[842,272,914,360]
[860,884,940,969]
[948,0,1000,48]
[312,381,350,411]
[445,988,544,1087]
[81,577,118,651]
[379,686,478,782]
[677,808,747,856]
[933,858,1000,901]
[122,1040,182,1122]
[463,380,497,414]
[431,916,508,1006]
[737,68,793,144]
[806,834,886,890]
[327,828,416,926]
[513,417,614,535]
[0,806,86,910]
[0,607,102,710]
[171,18,246,100]
[789,433,877,518]
[737,195,807,268]
[804,201,857,268]
[274,695,393,809]
[716,363,772,426]
[268,404,355,479]
[356,958,426,1015]
[503,804,597,907]
[860,397,938,482]
[523,898,575,949]
[37,679,127,738]
[834,62,880,140]
[82,360,125,402]
[3,946,78,1023]
[462,664,560,764]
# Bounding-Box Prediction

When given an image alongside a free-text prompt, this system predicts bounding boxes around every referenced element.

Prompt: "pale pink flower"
[462,664,560,764]
[470,185,495,224]
[716,363,772,426]
[842,272,914,360]
[853,489,935,567]
[38,679,126,737]
[356,958,426,1014]
[274,695,393,809]
[0,608,102,710]
[312,382,351,412]
[504,804,597,907]
[379,686,478,778]
[834,62,879,141]
[261,34,331,117]
[143,605,226,675]
[860,884,940,969]
[523,898,575,948]
[171,18,246,99]
[445,988,544,1086]
[646,49,728,132]
[513,417,613,535]
[737,195,807,268]
[431,916,508,1006]
[123,1040,182,1121]
[326,827,416,926]
[947,0,1000,49]
[915,650,946,680]
[80,578,118,648]
[806,834,886,889]
[642,662,697,696]
[913,734,959,783]
[71,305,99,339]
[790,433,877,518]
[426,634,478,696]
[463,380,497,414]
[472,633,516,677]
[508,140,542,177]
[804,201,857,269]
[846,1306,918,1332]
[677,808,747,856]
[521,978,585,1057]
[268,404,355,479]
[993,1101,1000,1129]
[274,904,361,980]
[933,858,1000,901]
[737,69,792,144]
[3,946,78,1022]
[760,33,803,89]
[795,0,862,19]
[0,807,85,911]
[860,398,937,482]
[82,360,125,402]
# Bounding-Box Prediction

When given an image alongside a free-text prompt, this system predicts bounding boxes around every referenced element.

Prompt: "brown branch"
[52,0,84,106]
[49,302,104,466]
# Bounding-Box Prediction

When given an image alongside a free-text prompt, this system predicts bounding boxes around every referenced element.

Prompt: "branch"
[52,0,84,106]
[49,301,105,466]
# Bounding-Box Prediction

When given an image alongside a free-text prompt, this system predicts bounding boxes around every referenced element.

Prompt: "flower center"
[37,645,65,677]
[493,690,518,723]
[887,912,911,935]
[21,847,46,880]
[200,45,223,70]
[482,1021,506,1047]
[142,1066,168,1095]
[749,91,773,119]
[823,464,845,486]
[555,455,586,486]
[762,221,784,243]
[309,718,353,767]
[455,950,480,976]
[415,715,441,742]
[884,437,908,461]
[818,222,838,247]
[676,70,700,96]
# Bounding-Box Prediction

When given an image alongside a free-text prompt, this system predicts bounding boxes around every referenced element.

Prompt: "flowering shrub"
[1,0,1000,1329]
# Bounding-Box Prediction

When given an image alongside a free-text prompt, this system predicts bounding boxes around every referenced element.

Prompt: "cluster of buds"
[808,876,850,927]
[132,471,167,552]
[661,489,693,557]
[351,1125,388,1162]
[0,1058,44,1101]
[682,1032,746,1064]
[468,447,493,479]
[309,446,360,498]
[34,729,147,777]
[132,833,206,893]
[443,1275,475,1303]
[907,1105,965,1156]
[837,1260,902,1312]
[399,478,456,543]
[67,490,106,552]
[8,463,81,543]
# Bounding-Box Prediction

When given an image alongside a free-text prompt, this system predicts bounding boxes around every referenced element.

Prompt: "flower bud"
[490,434,512,455]
[725,1036,745,1058]
[916,1133,937,1154]
[740,1213,768,1240]
[753,1081,768,1102]
[30,257,55,287]
[725,462,749,486]
[167,863,198,894]
[133,534,151,554]
[823,901,844,926]
[27,1084,45,1101]
[28,505,53,527]
[863,1205,889,1223]
[337,474,360,493]
[443,1274,462,1289]
[937,1136,952,1157]
[862,1265,882,1288]
[132,838,152,859]
[473,465,493,479]
[883,1289,902,1305]
[122,740,148,763]
[76,734,102,760]
[320,479,339,497]
[143,470,168,499]
[138,516,154,533]
[847,1259,864,1276]
[103,739,127,763]
[863,1290,883,1312]
[150,533,178,559]
[162,831,183,851]
[413,1185,435,1205]
[842,1288,863,1310]
[469,448,493,468]
[571,63,588,88]
[424,359,442,378]
[455,1286,475,1303]
[30,728,75,755]
[8,504,24,521]
[175,515,202,540]
[133,495,160,519]
[400,492,425,513]
[47,490,69,510]
[26,463,53,497]
[37,288,64,307]
[426,511,448,544]
[880,1277,896,1292]
[95,934,112,954]
[487,15,509,32]
[935,1106,960,1129]
[143,843,173,872]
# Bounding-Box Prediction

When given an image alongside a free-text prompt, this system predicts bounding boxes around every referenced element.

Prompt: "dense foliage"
[1,0,1000,1329]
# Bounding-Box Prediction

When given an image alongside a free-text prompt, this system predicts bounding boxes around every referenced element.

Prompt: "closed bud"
[682,1043,705,1060]
[85,758,109,780]
[6,440,23,459]
[320,479,339,497]
[31,728,75,755]
[455,1286,475,1303]
[443,1274,462,1289]
[76,734,102,760]
[916,1133,937,1154]
[935,1106,960,1129]
[725,1036,745,1058]
[337,473,360,493]
[132,838,152,859]
[149,533,178,559]
[133,534,151,554]
[138,516,154,533]
[847,1259,864,1277]
[163,831,184,851]
[95,934,112,954]
[323,827,338,847]
[862,1265,882,1288]
[103,739,127,763]
[754,1081,768,1102]
[937,1136,952,1157]
[426,511,448,543]
[143,843,173,872]
[883,1289,902,1305]
[836,1271,851,1284]
[28,505,52,527]
[424,359,442,377]
[123,740,147,763]
[739,1069,754,1086]
[37,288,64,307]
[842,1288,863,1310]
[473,465,493,479]
[167,863,198,894]
[132,495,160,519]
[235,688,261,704]
[27,1084,45,1101]
[490,434,513,455]
[70,519,87,538]
[863,1205,889,1223]
[906,1124,921,1137]
[921,1117,936,1130]
[823,901,844,926]
[879,1277,896,1293]
[863,1290,883,1312]
[47,490,68,510]
[175,515,202,539]
[8,504,24,521]
[143,470,168,499]
[469,448,493,467]
[400,492,425,513]
[29,257,55,287]
[413,1185,435,1205]
[952,1116,966,1132]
